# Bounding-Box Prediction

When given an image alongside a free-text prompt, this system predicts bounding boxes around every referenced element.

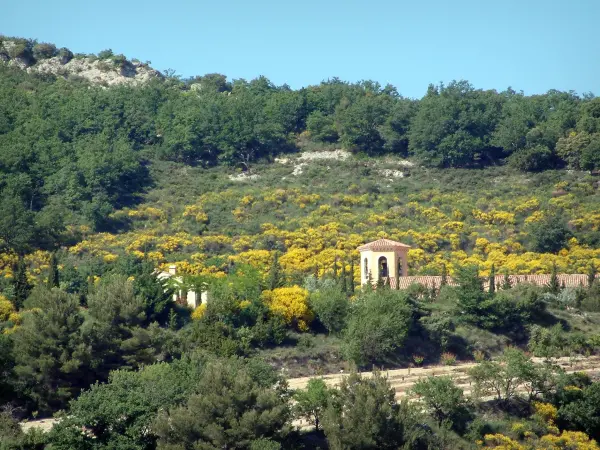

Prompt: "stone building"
[156,264,207,309]
[358,238,410,287]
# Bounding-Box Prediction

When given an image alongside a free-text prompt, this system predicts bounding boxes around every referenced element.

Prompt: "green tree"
[409,81,504,167]
[557,382,600,440]
[336,93,392,154]
[0,334,14,406]
[502,272,512,290]
[412,376,471,431]
[588,262,597,288]
[12,257,31,310]
[293,378,332,432]
[306,111,338,143]
[48,358,202,449]
[488,264,496,294]
[342,289,414,365]
[528,213,573,254]
[322,371,405,450]
[12,289,90,413]
[453,265,488,325]
[507,144,556,172]
[153,358,290,449]
[268,251,282,290]
[0,195,34,254]
[309,284,349,334]
[48,252,60,288]
[548,262,561,294]
[84,275,147,379]
[440,263,448,287]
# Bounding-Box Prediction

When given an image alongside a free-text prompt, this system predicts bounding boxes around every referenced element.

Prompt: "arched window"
[397,258,403,277]
[364,258,368,277]
[378,256,388,278]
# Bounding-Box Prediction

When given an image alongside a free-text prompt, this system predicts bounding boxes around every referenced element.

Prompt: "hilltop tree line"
[1,39,600,253]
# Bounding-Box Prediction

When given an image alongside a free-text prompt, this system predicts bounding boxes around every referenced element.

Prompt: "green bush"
[508,145,555,172]
[309,284,349,334]
[342,289,414,365]
[97,48,114,59]
[32,42,57,60]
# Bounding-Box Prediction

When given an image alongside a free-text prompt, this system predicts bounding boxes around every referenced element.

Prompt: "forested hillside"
[3,38,600,450]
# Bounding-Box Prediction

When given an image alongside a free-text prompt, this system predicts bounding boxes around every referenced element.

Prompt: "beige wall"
[360,249,409,286]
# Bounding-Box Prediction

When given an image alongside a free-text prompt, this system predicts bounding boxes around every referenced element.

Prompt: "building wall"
[360,249,409,286]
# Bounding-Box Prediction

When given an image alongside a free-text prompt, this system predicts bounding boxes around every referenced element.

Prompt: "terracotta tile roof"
[357,238,411,252]
[383,274,595,290]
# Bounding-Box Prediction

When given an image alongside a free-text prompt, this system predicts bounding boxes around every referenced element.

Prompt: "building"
[357,238,410,287]
[357,239,595,290]
[156,264,207,309]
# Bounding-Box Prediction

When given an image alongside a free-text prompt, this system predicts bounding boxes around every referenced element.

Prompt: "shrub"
[342,289,414,365]
[98,48,114,59]
[309,284,349,334]
[412,376,472,432]
[508,145,556,172]
[153,358,290,449]
[191,303,207,320]
[57,47,73,64]
[262,286,313,331]
[441,352,457,366]
[32,42,57,60]
[322,371,406,449]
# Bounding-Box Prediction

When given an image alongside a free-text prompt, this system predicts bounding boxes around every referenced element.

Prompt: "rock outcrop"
[0,38,162,87]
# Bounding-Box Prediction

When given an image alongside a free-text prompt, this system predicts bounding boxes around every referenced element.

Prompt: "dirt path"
[288,355,600,399]
[21,356,600,433]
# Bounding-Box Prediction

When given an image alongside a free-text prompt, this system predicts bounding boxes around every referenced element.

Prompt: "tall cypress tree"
[341,262,347,293]
[440,263,448,287]
[548,262,560,295]
[268,251,281,290]
[48,252,60,288]
[13,258,31,310]
[502,272,512,290]
[488,264,496,294]
[588,262,597,288]
[349,259,355,294]
[332,256,338,281]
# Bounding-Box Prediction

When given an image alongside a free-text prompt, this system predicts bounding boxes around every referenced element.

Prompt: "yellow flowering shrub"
[262,286,313,331]
[533,402,558,424]
[191,303,207,320]
[538,431,600,449]
[0,296,15,322]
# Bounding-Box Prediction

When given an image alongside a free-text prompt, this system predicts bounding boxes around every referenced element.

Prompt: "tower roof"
[357,238,411,252]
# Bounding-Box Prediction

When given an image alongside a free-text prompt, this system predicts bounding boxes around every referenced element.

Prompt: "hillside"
[3,37,600,450]
[0,36,161,86]
[59,153,600,283]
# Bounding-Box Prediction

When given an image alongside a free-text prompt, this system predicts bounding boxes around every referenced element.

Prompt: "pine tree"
[268,251,282,290]
[429,285,437,301]
[168,308,178,330]
[488,264,496,294]
[548,262,560,295]
[332,256,338,281]
[376,276,385,290]
[340,262,347,293]
[441,263,448,287]
[13,258,31,310]
[501,272,512,290]
[588,262,597,288]
[349,259,355,294]
[48,252,60,288]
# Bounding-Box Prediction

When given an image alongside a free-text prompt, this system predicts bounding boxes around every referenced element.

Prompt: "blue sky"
[2,0,598,98]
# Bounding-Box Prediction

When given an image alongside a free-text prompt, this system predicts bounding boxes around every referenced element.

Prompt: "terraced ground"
[287,355,600,428]
[20,355,600,433]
